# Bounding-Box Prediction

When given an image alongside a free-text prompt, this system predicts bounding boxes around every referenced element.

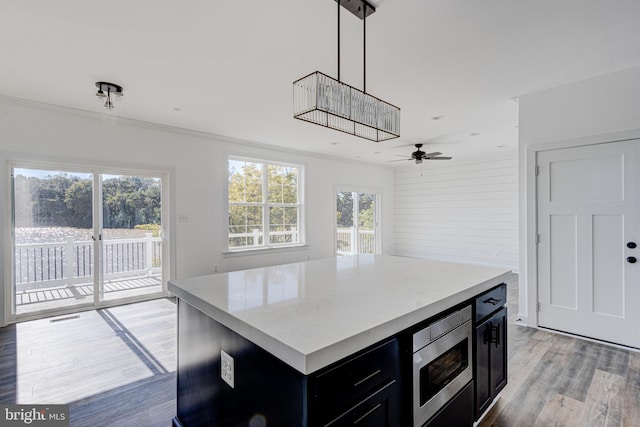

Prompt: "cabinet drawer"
[314,338,400,422]
[475,283,506,323]
[324,379,397,427]
[424,380,473,427]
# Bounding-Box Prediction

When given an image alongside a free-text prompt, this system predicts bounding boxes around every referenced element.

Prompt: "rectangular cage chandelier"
[293,0,400,142]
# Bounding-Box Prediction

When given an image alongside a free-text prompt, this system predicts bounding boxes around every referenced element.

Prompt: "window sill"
[223,244,309,257]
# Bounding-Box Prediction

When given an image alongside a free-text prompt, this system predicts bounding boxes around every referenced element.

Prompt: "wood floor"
[0,297,176,426]
[1,281,639,426]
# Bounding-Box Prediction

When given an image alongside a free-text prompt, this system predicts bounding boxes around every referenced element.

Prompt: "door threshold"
[10,293,170,324]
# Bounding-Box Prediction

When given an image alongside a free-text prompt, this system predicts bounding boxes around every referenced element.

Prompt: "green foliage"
[336,192,375,229]
[228,160,299,247]
[65,179,93,227]
[358,205,375,229]
[336,192,354,228]
[102,176,161,228]
[13,173,161,230]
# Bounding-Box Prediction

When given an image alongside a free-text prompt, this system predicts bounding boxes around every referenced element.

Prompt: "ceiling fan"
[390,144,453,164]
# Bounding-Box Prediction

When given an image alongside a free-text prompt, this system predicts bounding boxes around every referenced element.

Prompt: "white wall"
[0,98,394,326]
[518,66,640,325]
[393,151,518,271]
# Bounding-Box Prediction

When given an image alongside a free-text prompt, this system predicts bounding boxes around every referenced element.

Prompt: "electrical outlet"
[221,350,234,388]
[178,214,188,223]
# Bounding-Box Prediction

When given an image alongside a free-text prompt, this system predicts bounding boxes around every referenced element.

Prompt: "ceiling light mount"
[293,0,400,142]
[95,81,123,110]
[336,0,375,19]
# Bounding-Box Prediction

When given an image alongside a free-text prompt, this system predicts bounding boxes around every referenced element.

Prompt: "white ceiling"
[2,0,640,165]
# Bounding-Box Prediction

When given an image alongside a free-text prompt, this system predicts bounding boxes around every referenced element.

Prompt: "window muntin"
[228,157,302,250]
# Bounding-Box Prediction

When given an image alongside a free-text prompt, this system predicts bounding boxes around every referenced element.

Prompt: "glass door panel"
[12,168,95,315]
[336,191,378,256]
[336,191,354,255]
[357,192,376,254]
[100,174,163,302]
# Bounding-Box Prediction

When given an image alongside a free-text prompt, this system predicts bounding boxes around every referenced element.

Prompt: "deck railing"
[14,233,162,291]
[229,228,299,247]
[336,228,375,255]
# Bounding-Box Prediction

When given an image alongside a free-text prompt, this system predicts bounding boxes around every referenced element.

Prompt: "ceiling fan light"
[94,81,124,111]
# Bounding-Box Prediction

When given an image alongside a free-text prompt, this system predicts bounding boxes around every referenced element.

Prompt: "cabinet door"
[490,308,507,396]
[475,321,492,417]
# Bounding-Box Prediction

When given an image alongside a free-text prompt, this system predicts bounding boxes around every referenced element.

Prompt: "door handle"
[628,242,637,249]
[490,324,500,348]
[483,324,491,344]
[627,256,637,264]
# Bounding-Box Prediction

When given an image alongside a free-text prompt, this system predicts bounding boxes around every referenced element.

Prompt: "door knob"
[628,242,637,249]
[627,256,637,264]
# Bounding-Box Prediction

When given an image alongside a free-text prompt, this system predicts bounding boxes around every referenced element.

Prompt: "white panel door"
[537,140,640,348]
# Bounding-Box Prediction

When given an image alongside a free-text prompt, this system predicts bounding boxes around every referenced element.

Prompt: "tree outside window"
[228,158,302,250]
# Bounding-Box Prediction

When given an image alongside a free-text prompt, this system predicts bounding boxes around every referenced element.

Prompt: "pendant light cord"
[337,0,341,81]
[363,2,367,93]
[337,0,369,92]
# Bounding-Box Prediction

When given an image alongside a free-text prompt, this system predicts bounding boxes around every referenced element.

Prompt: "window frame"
[226,155,305,252]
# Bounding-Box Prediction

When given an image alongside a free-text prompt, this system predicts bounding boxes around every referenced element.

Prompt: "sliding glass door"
[11,165,166,318]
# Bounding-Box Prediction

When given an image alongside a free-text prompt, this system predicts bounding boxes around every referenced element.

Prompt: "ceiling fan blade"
[393,154,409,157]
[428,156,452,160]
[422,152,442,158]
[388,158,412,162]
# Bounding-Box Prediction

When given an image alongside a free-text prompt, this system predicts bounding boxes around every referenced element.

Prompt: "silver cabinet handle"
[353,369,381,387]
[353,403,382,425]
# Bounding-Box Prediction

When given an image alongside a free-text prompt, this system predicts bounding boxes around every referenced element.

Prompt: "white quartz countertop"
[168,255,511,375]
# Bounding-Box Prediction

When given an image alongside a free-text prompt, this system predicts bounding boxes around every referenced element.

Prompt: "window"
[227,157,303,250]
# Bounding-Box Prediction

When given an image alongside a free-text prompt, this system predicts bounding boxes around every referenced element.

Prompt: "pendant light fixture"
[293,0,400,142]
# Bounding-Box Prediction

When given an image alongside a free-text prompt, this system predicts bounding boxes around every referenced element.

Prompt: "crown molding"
[0,94,393,169]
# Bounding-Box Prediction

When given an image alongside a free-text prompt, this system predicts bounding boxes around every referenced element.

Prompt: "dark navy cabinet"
[173,283,508,427]
[173,299,402,427]
[310,338,401,426]
[474,284,508,420]
[423,381,474,427]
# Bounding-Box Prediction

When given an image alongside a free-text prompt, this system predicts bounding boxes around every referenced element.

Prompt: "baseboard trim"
[474,395,501,426]
[537,326,640,353]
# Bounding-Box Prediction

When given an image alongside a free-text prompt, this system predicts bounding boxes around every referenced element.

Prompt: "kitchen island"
[169,255,511,427]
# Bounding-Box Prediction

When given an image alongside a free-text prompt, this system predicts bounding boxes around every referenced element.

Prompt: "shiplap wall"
[393,151,518,271]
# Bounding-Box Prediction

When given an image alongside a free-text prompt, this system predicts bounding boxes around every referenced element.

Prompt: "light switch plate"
[221,350,234,388]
